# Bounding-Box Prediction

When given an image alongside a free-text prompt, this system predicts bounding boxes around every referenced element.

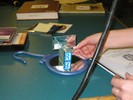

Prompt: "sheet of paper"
[33,23,53,32]
[99,48,133,78]
[54,0,88,4]
[49,23,72,33]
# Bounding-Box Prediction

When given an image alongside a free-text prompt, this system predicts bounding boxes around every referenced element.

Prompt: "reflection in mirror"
[53,35,76,50]
[50,55,84,72]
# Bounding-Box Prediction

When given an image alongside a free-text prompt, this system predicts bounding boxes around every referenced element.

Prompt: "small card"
[33,23,53,32]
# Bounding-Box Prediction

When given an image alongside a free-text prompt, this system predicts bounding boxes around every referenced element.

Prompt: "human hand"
[111,72,133,100]
[71,60,84,71]
[73,33,102,59]
[66,35,76,48]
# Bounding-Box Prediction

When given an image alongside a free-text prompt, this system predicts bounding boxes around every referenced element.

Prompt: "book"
[98,48,133,78]
[59,3,105,14]
[16,1,59,20]
[0,32,28,51]
[0,27,17,43]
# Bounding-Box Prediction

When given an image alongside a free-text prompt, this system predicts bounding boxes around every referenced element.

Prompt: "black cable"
[72,0,119,99]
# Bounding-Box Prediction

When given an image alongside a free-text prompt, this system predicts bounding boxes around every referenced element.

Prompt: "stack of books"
[0,27,17,44]
[16,1,60,20]
[0,27,28,51]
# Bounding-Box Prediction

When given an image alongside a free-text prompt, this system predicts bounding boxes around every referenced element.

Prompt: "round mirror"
[44,53,89,75]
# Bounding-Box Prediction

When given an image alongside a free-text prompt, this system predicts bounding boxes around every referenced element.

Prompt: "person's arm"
[73,28,133,59]
[103,28,133,49]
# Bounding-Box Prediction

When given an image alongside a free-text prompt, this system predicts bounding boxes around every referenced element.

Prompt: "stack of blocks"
[59,45,73,71]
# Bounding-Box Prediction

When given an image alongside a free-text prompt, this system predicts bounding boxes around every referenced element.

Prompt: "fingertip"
[114,74,120,78]
[125,72,131,76]
[73,46,77,49]
[125,72,133,79]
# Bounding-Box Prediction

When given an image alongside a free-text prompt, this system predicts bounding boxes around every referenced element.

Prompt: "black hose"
[72,0,119,99]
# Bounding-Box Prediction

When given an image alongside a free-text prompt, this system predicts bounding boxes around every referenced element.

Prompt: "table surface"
[0,3,126,100]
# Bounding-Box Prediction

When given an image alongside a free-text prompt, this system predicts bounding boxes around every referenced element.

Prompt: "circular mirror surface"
[45,53,89,75]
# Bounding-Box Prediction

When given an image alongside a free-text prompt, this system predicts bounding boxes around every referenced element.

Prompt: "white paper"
[33,23,53,32]
[98,48,133,78]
